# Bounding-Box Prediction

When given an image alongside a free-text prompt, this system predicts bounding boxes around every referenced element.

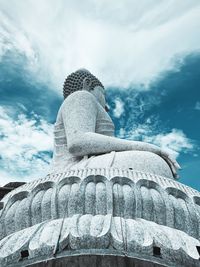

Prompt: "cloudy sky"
[0,0,200,190]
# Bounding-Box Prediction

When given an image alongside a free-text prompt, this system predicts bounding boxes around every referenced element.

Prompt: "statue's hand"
[159,149,180,168]
[150,144,181,178]
[130,142,181,178]
[158,149,181,178]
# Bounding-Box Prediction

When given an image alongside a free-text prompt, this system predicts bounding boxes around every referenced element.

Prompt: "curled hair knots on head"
[63,69,104,99]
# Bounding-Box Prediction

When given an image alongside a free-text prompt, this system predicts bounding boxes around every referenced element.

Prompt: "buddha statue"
[0,69,199,267]
[52,69,180,178]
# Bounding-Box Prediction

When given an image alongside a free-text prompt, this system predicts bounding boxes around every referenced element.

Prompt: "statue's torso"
[52,101,115,172]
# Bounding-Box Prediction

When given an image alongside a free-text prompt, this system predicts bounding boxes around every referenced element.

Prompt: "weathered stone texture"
[0,172,200,266]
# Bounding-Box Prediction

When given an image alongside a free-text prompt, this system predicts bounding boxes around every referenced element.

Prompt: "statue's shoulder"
[61,90,97,108]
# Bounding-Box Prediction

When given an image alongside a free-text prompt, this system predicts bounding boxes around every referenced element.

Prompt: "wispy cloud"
[195,101,200,110]
[144,129,194,159]
[0,107,53,186]
[119,123,194,159]
[0,1,200,90]
[113,98,124,118]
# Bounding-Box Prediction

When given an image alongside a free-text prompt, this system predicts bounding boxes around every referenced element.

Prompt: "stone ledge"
[0,216,199,267]
[6,251,175,267]
[1,168,200,204]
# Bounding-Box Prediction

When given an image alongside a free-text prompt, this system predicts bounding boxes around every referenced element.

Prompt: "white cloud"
[144,129,194,159]
[0,107,53,186]
[118,122,151,140]
[195,101,200,110]
[113,98,124,118]
[0,170,21,186]
[146,129,194,158]
[118,121,194,159]
[0,1,200,90]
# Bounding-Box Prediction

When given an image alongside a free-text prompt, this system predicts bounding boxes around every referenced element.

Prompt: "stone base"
[0,170,199,267]
[0,216,199,267]
[11,251,171,267]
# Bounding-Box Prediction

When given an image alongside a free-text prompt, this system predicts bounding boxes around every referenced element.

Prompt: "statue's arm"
[62,91,180,175]
[62,91,145,155]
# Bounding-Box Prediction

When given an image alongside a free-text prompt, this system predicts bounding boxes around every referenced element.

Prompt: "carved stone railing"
[0,169,199,267]
[0,170,200,240]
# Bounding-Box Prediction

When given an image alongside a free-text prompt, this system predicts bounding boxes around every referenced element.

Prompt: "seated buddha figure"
[52,69,180,179]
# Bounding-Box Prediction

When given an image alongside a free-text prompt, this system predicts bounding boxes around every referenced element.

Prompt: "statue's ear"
[82,77,92,91]
[105,105,109,112]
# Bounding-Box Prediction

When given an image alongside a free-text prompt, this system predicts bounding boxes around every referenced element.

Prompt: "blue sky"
[0,1,200,190]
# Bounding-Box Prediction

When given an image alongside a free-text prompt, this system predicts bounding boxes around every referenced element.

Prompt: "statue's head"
[63,69,103,95]
[63,69,107,109]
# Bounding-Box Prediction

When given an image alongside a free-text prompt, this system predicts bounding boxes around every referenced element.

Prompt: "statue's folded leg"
[70,151,173,179]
